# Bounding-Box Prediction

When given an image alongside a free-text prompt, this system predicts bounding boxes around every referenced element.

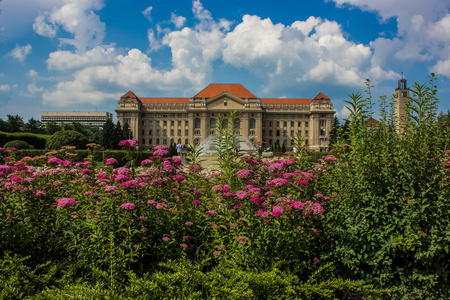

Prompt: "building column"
[200,112,208,144]
[255,113,262,142]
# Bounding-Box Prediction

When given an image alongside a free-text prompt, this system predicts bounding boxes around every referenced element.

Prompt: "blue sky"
[1,0,449,122]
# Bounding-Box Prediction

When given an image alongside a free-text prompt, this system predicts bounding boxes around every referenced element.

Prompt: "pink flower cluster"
[104,158,118,165]
[121,203,135,210]
[118,139,138,147]
[57,198,76,208]
[236,169,255,179]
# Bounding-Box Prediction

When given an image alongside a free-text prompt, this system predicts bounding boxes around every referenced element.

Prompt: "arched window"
[234,118,241,129]
[210,118,216,128]
[194,118,201,129]
[222,118,228,129]
[249,118,256,129]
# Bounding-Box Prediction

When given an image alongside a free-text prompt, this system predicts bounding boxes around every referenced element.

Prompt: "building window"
[156,129,160,136]
[142,138,145,145]
[305,130,309,136]
[269,130,273,136]
[291,121,294,127]
[178,129,181,136]
[298,121,301,127]
[142,120,145,126]
[283,121,287,127]
[276,121,280,127]
[194,118,201,128]
[276,130,280,137]
[269,139,273,145]
[262,122,266,128]
[305,139,309,145]
[170,129,174,136]
[185,129,189,136]
[305,121,309,127]
[262,130,265,136]
[210,118,216,129]
[163,129,167,136]
[320,129,326,136]
[149,121,153,126]
[194,138,200,145]
[320,120,326,127]
[149,130,152,135]
[142,129,145,135]
[156,120,160,127]
[298,130,302,136]
[171,120,174,126]
[149,138,152,145]
[291,130,294,136]
[269,121,273,127]
[249,118,256,129]
[178,121,181,126]
[163,120,167,126]
[156,138,160,144]
[283,130,287,137]
[163,139,167,145]
[185,138,189,144]
[185,121,189,126]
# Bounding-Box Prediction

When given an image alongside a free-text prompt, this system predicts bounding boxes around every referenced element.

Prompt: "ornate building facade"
[116,84,335,152]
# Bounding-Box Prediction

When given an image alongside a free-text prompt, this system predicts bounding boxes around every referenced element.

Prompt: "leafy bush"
[318,76,450,298]
[3,140,34,149]
[46,130,89,150]
[0,131,50,149]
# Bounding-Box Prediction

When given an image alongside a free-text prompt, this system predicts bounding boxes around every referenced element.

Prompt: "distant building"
[41,111,113,127]
[116,83,335,152]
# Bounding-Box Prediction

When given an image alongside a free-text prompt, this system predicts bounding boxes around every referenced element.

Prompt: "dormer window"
[224,100,227,106]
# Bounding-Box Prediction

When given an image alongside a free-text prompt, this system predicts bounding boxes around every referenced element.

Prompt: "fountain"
[198,135,255,156]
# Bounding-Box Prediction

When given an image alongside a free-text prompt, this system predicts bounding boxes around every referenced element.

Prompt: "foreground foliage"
[0,76,449,299]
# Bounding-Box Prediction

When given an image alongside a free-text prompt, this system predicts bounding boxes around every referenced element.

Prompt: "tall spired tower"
[395,77,410,133]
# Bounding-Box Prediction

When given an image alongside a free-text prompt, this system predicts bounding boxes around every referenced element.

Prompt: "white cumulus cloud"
[142,6,153,21]
[0,84,11,91]
[10,44,32,62]
[331,0,450,78]
[33,0,106,52]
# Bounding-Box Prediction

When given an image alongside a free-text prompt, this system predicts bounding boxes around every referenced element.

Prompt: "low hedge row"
[12,149,154,167]
[0,131,50,149]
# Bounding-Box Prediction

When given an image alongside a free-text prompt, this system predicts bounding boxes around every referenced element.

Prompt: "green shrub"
[46,130,89,150]
[0,131,50,149]
[3,140,34,149]
[318,76,450,299]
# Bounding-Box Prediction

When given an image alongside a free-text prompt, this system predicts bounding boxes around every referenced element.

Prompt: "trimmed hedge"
[14,149,154,167]
[0,131,50,149]
[46,130,89,150]
[3,140,34,149]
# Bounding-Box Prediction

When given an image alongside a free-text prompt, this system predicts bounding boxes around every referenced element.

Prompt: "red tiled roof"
[140,98,190,105]
[365,117,382,126]
[120,91,139,101]
[313,92,331,102]
[260,98,312,105]
[194,84,257,99]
